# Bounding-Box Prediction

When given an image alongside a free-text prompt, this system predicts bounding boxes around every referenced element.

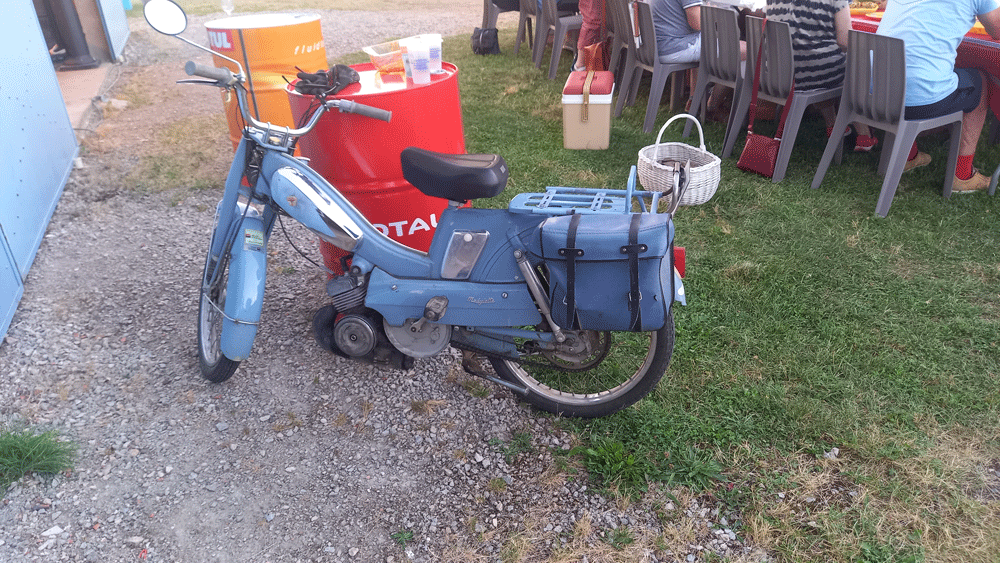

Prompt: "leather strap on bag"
[582,70,595,122]
[558,212,583,328]
[747,18,795,139]
[620,213,647,331]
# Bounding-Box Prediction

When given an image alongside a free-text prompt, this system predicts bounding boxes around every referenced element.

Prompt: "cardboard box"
[562,70,615,150]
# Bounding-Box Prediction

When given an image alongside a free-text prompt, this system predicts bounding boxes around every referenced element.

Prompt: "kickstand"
[461,350,490,377]
[990,163,1000,196]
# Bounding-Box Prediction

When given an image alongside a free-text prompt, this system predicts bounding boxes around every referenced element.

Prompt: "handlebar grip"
[338,100,392,123]
[184,61,237,86]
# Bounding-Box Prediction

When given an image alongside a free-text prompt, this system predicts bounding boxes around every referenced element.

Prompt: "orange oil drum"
[204,13,327,150]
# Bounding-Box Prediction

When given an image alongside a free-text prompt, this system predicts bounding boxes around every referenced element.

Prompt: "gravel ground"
[0,3,771,562]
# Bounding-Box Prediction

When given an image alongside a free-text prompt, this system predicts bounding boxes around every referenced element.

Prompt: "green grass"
[390,528,414,546]
[489,431,535,464]
[0,428,76,494]
[350,29,1000,563]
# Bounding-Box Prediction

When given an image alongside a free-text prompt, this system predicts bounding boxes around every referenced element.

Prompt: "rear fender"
[673,267,686,306]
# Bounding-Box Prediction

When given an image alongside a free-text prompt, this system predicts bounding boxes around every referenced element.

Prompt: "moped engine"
[334,313,378,356]
[383,318,452,358]
[312,303,414,371]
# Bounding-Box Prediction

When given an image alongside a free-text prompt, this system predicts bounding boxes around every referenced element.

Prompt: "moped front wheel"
[490,312,674,418]
[197,252,240,383]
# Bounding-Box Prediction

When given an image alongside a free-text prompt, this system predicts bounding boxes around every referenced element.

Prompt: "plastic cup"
[409,39,431,85]
[421,34,443,73]
[399,38,413,78]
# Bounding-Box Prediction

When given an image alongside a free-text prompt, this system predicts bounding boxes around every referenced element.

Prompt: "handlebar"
[336,100,392,123]
[182,60,392,141]
[185,61,238,86]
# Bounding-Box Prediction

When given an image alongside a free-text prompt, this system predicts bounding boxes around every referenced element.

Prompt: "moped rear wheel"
[197,252,240,383]
[490,312,674,418]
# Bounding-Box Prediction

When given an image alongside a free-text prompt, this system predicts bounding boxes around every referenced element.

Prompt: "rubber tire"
[489,312,674,418]
[197,253,241,383]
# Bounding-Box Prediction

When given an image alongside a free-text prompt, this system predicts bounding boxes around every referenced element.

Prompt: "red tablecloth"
[852,16,1000,115]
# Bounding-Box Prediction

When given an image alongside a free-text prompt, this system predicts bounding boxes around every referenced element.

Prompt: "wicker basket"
[637,113,722,206]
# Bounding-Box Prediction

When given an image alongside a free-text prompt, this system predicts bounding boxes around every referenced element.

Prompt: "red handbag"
[737,18,794,178]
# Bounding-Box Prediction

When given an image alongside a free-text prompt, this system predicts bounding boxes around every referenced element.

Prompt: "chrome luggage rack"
[508,166,669,215]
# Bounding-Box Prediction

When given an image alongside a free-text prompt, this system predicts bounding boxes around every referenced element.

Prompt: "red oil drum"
[205,13,327,150]
[287,62,466,274]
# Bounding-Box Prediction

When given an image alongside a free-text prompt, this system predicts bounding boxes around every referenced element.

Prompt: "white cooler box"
[562,70,615,150]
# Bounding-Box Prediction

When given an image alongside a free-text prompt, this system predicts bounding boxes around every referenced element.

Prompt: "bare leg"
[960,69,990,156]
[818,100,837,129]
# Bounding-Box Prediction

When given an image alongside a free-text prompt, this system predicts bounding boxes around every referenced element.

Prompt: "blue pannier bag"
[533,212,673,332]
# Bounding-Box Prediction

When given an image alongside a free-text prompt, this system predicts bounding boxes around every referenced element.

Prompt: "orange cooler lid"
[563,71,615,96]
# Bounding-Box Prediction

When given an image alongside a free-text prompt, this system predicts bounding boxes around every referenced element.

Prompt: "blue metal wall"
[0,229,23,340]
[0,0,79,339]
[97,0,130,61]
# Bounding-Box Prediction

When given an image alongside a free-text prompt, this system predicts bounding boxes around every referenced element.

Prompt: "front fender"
[220,215,267,361]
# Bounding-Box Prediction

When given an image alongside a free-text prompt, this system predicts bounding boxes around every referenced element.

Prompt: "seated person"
[573,0,607,71]
[877,0,1000,192]
[651,0,702,65]
[537,0,580,13]
[766,0,878,150]
[653,0,747,118]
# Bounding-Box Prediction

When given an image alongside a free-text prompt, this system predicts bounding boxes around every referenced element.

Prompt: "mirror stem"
[175,34,246,79]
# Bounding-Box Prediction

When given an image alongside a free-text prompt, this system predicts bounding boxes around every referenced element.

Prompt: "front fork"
[208,139,271,361]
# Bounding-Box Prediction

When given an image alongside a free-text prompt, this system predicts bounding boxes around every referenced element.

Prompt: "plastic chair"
[603,1,620,77]
[682,4,745,156]
[811,30,963,217]
[535,0,583,79]
[606,0,638,116]
[724,16,843,182]
[515,0,536,56]
[483,0,518,29]
[633,1,698,133]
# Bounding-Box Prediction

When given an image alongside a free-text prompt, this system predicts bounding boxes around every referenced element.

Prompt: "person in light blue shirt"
[877,0,1000,192]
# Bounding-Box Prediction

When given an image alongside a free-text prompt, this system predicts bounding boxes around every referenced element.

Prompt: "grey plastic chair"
[535,0,583,79]
[606,0,637,116]
[811,30,964,217]
[727,16,843,183]
[633,1,698,133]
[598,0,620,77]
[483,0,518,29]
[514,0,535,56]
[682,4,745,155]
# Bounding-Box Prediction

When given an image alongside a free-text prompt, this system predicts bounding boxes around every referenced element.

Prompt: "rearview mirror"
[144,0,188,36]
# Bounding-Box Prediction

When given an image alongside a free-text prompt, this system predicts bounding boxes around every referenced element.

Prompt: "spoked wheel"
[197,252,240,383]
[490,313,674,418]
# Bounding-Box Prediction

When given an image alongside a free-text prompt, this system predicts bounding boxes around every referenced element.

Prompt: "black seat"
[400,147,509,202]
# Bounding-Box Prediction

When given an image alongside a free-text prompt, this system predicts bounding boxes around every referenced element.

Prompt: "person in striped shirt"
[765,0,878,151]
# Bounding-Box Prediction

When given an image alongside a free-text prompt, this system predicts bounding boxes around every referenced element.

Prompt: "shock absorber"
[513,249,566,343]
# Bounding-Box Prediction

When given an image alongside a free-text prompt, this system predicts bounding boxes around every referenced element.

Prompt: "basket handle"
[654,113,707,152]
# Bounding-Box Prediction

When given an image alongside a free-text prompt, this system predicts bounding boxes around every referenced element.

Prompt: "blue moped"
[145,0,687,418]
